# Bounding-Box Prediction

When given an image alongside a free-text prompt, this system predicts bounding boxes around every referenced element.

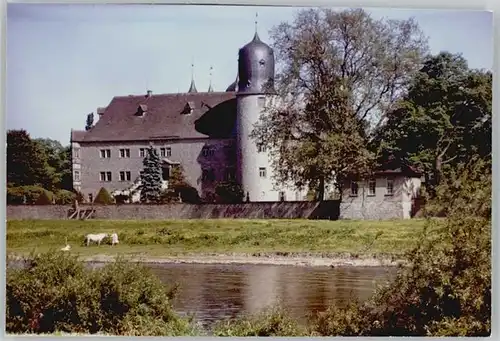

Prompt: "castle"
[71,30,307,203]
[70,28,422,219]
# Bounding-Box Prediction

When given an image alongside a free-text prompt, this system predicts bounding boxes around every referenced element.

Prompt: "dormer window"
[135,104,148,116]
[182,102,195,115]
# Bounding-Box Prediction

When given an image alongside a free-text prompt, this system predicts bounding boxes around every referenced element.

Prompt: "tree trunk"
[317,176,325,201]
[434,155,443,189]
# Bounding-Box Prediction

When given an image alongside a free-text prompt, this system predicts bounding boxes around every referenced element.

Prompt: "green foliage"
[85,113,94,131]
[139,146,163,203]
[35,190,53,205]
[161,165,200,204]
[54,190,76,205]
[215,181,244,203]
[310,157,491,336]
[113,194,131,204]
[373,52,492,194]
[7,130,53,189]
[74,191,85,204]
[212,307,307,336]
[7,130,72,193]
[251,9,427,199]
[7,186,54,205]
[6,251,197,336]
[93,187,114,205]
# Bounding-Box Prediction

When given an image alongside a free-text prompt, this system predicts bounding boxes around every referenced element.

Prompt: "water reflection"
[7,259,396,327]
[149,263,396,327]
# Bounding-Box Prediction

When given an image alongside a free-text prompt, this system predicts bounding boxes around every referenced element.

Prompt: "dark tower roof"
[226,73,239,92]
[237,31,275,95]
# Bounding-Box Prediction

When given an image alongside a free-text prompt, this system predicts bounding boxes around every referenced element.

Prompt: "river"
[146,263,397,327]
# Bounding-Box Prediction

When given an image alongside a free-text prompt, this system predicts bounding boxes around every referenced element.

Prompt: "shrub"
[34,190,53,205]
[215,180,244,204]
[212,307,307,336]
[310,157,491,337]
[6,251,199,336]
[55,189,76,205]
[114,193,130,204]
[7,186,53,205]
[75,190,85,204]
[6,187,25,204]
[94,187,114,205]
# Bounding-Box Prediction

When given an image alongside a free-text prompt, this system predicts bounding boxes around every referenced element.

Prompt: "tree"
[94,187,114,205]
[139,146,163,203]
[163,165,200,204]
[215,180,244,204]
[7,130,52,188]
[251,8,428,200]
[372,52,492,193]
[33,138,73,190]
[85,113,94,131]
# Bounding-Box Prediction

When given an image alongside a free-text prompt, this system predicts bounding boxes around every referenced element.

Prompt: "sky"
[6,4,493,145]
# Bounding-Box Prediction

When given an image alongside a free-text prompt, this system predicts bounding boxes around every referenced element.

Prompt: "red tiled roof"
[77,92,236,142]
[71,130,87,142]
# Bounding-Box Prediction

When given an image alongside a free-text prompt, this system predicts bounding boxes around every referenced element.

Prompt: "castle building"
[71,30,306,203]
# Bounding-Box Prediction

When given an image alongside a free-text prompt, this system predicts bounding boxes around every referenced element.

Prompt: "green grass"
[6,219,440,258]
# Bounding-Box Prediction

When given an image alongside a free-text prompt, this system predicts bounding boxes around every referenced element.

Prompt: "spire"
[253,12,260,41]
[208,65,214,92]
[188,61,198,93]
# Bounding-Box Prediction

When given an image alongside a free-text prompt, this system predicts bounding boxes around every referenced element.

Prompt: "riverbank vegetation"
[6,252,199,336]
[7,218,433,259]
[6,159,491,337]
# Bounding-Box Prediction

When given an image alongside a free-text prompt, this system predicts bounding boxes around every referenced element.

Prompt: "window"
[368,179,376,196]
[119,171,131,181]
[74,170,80,182]
[350,181,358,196]
[100,171,112,182]
[202,147,215,157]
[257,143,267,153]
[119,148,130,158]
[139,170,144,179]
[73,148,80,158]
[139,148,146,158]
[386,178,394,196]
[100,149,111,158]
[165,147,172,157]
[259,167,267,178]
[160,148,166,157]
[258,96,266,108]
[88,193,93,203]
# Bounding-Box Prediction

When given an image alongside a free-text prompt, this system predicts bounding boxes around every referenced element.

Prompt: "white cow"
[110,233,119,246]
[85,233,108,246]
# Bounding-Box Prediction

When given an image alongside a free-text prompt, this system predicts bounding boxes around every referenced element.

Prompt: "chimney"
[146,90,153,98]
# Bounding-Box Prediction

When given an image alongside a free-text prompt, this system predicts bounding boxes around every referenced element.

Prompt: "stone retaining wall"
[7,201,341,220]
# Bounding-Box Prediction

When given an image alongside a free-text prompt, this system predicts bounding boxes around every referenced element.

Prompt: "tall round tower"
[236,31,279,202]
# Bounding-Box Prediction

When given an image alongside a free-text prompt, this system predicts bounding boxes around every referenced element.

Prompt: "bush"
[75,190,85,204]
[34,190,53,205]
[55,189,76,205]
[215,181,244,204]
[310,158,491,336]
[114,193,130,204]
[7,186,53,205]
[94,187,114,205]
[6,251,199,336]
[212,307,307,336]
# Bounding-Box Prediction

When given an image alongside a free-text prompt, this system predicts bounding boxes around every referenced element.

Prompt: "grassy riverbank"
[7,219,438,263]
